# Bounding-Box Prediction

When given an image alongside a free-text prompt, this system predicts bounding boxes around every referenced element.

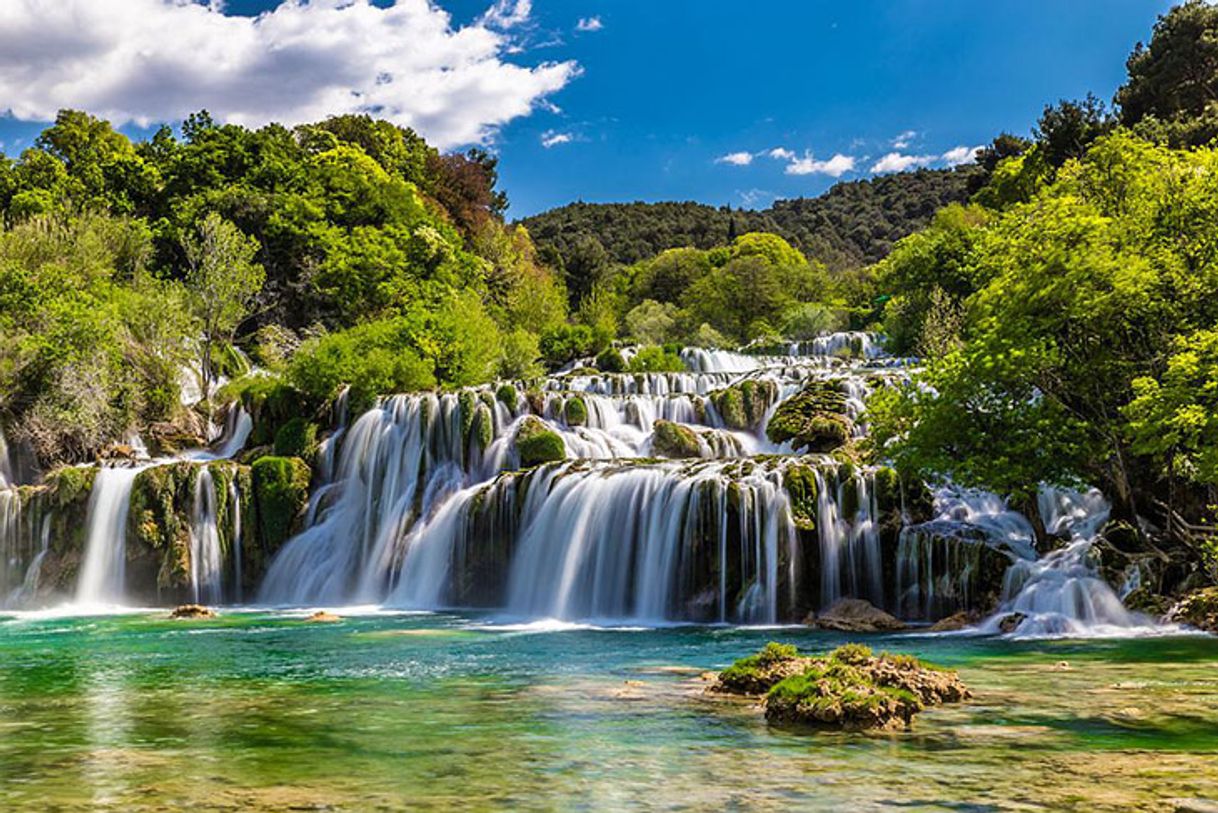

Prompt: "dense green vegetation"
[866,1,1218,564]
[0,111,567,466]
[519,166,983,303]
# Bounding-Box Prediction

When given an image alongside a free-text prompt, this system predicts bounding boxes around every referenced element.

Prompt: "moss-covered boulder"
[469,404,495,453]
[496,383,519,409]
[1166,587,1218,632]
[714,642,810,695]
[513,417,566,468]
[712,643,970,732]
[710,379,778,431]
[651,419,701,458]
[252,456,311,555]
[273,417,319,460]
[596,347,626,373]
[782,463,819,530]
[564,396,588,427]
[766,382,852,452]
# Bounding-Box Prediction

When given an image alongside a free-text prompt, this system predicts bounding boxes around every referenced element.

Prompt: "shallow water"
[1,610,1216,812]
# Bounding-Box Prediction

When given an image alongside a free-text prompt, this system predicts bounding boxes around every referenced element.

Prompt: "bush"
[539,323,595,367]
[595,347,626,372]
[626,345,685,373]
[287,318,437,409]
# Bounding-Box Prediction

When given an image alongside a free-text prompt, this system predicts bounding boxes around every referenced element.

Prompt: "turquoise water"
[2,609,1217,811]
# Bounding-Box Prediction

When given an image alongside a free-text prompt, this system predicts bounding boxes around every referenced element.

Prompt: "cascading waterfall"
[982,488,1146,636]
[188,468,223,605]
[76,466,143,606]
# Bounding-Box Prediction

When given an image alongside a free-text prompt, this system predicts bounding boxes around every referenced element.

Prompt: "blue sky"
[0,0,1176,216]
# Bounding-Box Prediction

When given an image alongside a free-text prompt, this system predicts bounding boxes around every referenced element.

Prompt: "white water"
[76,466,143,606]
[188,469,223,604]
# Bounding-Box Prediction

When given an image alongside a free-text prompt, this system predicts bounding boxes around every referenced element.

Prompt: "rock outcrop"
[809,598,907,632]
[765,381,852,452]
[710,642,970,731]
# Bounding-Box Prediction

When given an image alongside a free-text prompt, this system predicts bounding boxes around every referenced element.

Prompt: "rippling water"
[1,610,1216,811]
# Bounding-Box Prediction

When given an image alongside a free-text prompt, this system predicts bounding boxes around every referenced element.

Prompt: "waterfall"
[76,466,143,606]
[382,460,797,624]
[982,488,1145,636]
[814,468,883,609]
[188,468,223,604]
[229,477,243,604]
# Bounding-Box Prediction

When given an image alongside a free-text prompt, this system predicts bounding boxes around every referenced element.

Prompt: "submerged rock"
[1165,588,1218,633]
[304,610,341,623]
[710,642,969,731]
[170,604,216,619]
[997,612,1027,634]
[809,598,906,632]
[930,610,982,632]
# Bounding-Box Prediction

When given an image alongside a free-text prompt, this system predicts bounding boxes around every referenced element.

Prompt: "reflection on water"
[0,610,1216,811]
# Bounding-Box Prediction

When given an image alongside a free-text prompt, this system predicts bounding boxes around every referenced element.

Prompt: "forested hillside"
[518,164,984,275]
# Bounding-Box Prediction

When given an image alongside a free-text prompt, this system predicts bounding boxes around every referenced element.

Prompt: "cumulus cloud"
[541,130,573,148]
[941,144,983,167]
[767,147,795,160]
[0,0,578,149]
[870,152,936,173]
[576,16,604,32]
[785,152,855,177]
[716,151,755,166]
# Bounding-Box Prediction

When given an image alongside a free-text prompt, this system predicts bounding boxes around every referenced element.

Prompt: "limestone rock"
[809,598,906,632]
[170,604,216,619]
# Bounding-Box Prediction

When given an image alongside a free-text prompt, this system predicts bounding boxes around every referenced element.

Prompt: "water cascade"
[76,466,143,606]
[188,468,223,605]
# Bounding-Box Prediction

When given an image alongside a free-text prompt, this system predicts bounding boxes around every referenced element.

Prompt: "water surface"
[2,610,1216,811]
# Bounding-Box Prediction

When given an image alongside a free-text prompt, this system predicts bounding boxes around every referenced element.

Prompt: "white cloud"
[891,129,917,149]
[767,147,795,160]
[480,0,533,29]
[0,0,578,149]
[941,144,982,167]
[716,151,754,166]
[541,130,573,148]
[576,16,604,32]
[870,152,936,173]
[785,152,855,177]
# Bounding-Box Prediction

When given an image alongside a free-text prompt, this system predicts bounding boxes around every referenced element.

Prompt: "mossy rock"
[651,419,701,458]
[513,416,566,468]
[782,463,819,530]
[252,456,312,553]
[1166,587,1218,632]
[470,404,494,453]
[273,417,319,460]
[564,396,588,427]
[715,643,970,732]
[43,465,98,507]
[710,379,778,431]
[496,384,519,408]
[766,382,852,452]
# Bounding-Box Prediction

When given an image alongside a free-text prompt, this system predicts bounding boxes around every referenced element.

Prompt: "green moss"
[496,384,519,408]
[709,379,778,430]
[470,404,494,453]
[564,396,588,427]
[651,419,701,458]
[514,416,566,468]
[273,417,319,460]
[252,456,312,552]
[766,382,852,452]
[782,463,819,530]
[717,642,805,694]
[44,465,97,507]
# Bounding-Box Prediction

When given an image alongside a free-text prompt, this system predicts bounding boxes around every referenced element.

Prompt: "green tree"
[181,213,265,394]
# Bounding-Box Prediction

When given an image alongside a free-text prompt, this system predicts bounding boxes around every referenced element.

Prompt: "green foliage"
[286,318,437,410]
[626,345,684,373]
[595,346,626,373]
[520,167,983,274]
[499,327,543,380]
[1117,0,1218,147]
[540,323,596,368]
[624,299,679,344]
[272,417,318,460]
[870,131,1218,510]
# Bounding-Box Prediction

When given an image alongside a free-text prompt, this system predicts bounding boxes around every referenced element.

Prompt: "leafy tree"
[1033,94,1115,168]
[181,213,265,394]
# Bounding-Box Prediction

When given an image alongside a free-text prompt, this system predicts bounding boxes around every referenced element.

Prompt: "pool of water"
[1,609,1216,811]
